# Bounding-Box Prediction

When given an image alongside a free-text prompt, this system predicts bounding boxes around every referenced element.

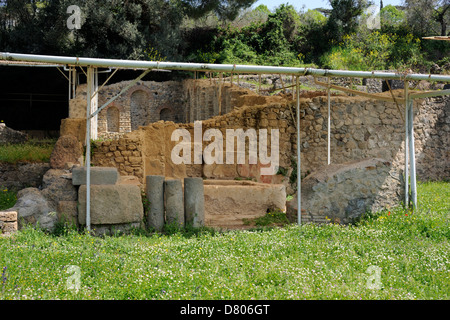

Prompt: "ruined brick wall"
[69,79,277,139]
[90,81,450,190]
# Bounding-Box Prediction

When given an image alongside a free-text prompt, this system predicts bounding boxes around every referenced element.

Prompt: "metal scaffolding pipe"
[327,77,331,165]
[296,76,301,226]
[404,84,410,208]
[3,52,450,82]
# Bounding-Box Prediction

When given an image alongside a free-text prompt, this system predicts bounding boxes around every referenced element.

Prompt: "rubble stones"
[0,123,28,144]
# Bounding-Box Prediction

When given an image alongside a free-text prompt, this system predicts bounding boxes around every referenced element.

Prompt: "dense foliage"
[0,0,449,71]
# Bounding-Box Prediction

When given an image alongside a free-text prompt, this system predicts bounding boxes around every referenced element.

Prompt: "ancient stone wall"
[91,85,449,193]
[68,79,279,140]
[68,81,186,139]
[0,162,50,190]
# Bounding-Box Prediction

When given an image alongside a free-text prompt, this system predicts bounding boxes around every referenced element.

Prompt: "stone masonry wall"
[91,82,450,194]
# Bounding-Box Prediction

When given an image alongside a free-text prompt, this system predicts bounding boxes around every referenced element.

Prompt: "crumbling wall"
[92,95,449,192]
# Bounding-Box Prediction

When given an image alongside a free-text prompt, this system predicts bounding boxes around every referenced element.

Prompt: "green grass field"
[0,181,448,300]
[0,140,56,164]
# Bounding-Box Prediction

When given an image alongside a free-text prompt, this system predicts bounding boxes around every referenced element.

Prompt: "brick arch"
[129,87,152,130]
[156,104,177,122]
[125,84,153,99]
[106,106,120,132]
[156,104,176,114]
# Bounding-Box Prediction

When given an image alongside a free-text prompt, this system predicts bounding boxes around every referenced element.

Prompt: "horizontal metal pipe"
[2,52,450,82]
[409,89,450,99]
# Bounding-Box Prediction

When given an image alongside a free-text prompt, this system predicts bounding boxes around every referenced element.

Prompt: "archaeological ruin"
[2,62,449,235]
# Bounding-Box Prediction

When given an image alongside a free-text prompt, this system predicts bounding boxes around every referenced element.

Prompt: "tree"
[180,0,257,20]
[403,0,450,36]
[325,0,370,43]
[0,0,257,59]
[380,4,406,30]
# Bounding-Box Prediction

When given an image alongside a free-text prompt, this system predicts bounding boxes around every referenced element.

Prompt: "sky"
[252,0,404,11]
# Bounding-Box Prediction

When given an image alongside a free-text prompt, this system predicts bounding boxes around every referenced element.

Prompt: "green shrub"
[321,31,424,71]
[0,187,17,210]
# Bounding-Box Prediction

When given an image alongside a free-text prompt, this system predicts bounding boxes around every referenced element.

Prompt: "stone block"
[60,118,86,145]
[146,175,165,232]
[184,177,205,227]
[10,188,56,231]
[118,175,141,186]
[72,166,119,186]
[50,135,83,169]
[57,201,78,226]
[0,211,17,222]
[77,184,144,225]
[288,158,404,224]
[203,180,286,229]
[1,221,17,234]
[164,179,184,227]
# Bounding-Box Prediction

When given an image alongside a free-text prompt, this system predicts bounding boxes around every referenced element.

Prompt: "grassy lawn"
[0,181,448,300]
[0,139,56,164]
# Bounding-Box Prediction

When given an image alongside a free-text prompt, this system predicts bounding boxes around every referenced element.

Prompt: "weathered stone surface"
[184,177,205,227]
[118,175,141,186]
[57,201,78,226]
[90,81,449,201]
[164,179,184,227]
[203,163,238,179]
[49,135,83,169]
[203,180,286,229]
[287,158,404,224]
[0,211,17,222]
[41,169,78,209]
[9,168,78,231]
[1,221,17,234]
[0,123,28,144]
[72,166,119,186]
[77,184,144,225]
[60,118,86,146]
[68,97,87,119]
[146,175,165,231]
[0,162,50,190]
[9,188,56,230]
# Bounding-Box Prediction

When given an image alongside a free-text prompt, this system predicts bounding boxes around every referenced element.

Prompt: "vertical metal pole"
[218,72,223,115]
[85,67,93,232]
[68,68,72,101]
[404,83,409,207]
[408,96,417,209]
[296,76,301,226]
[72,68,77,98]
[327,77,331,165]
[90,67,98,140]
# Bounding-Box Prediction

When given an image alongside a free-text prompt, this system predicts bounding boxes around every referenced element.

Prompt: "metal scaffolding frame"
[2,52,450,230]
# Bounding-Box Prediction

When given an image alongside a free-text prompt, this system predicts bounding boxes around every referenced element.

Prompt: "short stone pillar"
[184,177,205,227]
[146,175,165,232]
[164,179,184,227]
